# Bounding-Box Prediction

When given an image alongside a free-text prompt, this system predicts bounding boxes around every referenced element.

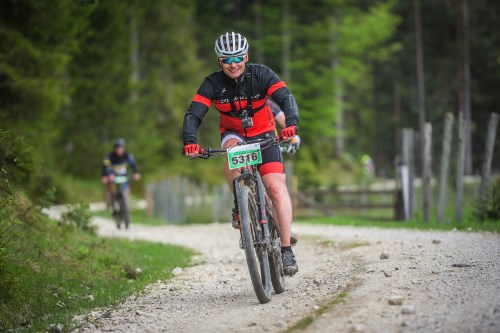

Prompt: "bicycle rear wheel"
[239,185,272,304]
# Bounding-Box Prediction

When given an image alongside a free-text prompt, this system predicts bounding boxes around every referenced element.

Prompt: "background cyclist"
[101,138,141,213]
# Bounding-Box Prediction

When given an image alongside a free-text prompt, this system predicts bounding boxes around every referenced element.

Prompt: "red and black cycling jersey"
[183,63,299,144]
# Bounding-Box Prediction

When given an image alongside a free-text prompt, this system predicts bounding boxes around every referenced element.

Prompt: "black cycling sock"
[281,246,292,254]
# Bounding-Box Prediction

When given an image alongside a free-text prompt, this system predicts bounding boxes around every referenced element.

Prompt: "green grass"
[0,217,194,332]
[53,175,104,204]
[297,181,500,232]
[298,215,500,232]
[92,209,166,226]
[285,290,349,332]
[52,175,144,205]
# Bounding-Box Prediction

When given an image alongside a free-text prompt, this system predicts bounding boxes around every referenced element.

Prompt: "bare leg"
[262,173,292,247]
[223,138,243,190]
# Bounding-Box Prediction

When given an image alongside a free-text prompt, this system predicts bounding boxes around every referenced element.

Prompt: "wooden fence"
[146,176,233,224]
[294,188,398,220]
[146,170,402,223]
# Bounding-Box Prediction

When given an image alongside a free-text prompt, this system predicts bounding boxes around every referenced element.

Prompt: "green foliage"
[0,0,95,162]
[0,0,498,216]
[0,216,194,332]
[44,174,103,204]
[60,0,204,178]
[0,130,38,269]
[59,204,95,233]
[0,0,499,186]
[0,129,40,192]
[474,178,500,222]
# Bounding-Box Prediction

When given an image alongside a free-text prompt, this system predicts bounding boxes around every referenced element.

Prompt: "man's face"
[114,146,125,156]
[219,54,248,79]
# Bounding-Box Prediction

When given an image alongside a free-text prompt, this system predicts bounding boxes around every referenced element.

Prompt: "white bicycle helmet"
[214,32,249,57]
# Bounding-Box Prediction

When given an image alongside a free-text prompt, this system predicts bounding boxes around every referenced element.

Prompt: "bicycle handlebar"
[191,136,284,160]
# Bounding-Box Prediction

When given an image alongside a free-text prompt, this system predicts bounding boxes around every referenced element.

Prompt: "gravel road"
[69,214,499,333]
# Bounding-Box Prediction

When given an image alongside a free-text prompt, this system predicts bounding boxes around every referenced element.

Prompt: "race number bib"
[227,143,262,170]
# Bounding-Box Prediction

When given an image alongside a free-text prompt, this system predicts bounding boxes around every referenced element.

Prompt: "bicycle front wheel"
[239,185,272,304]
[269,226,286,294]
[118,193,131,229]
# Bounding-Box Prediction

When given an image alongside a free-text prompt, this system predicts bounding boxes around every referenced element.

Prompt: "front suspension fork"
[253,172,271,251]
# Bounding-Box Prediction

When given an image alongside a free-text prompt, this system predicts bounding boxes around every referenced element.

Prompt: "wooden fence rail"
[294,188,398,219]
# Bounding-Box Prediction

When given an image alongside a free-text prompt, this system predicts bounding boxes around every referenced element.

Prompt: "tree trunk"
[455,111,466,222]
[462,0,473,175]
[414,0,430,222]
[334,64,344,158]
[394,82,402,155]
[422,123,432,223]
[331,14,344,157]
[254,0,264,63]
[373,60,381,169]
[233,0,241,25]
[414,0,426,168]
[282,0,291,83]
[402,129,415,219]
[437,113,454,223]
[130,11,139,103]
[478,113,499,214]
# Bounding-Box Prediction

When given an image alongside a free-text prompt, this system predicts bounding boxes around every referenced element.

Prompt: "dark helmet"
[113,138,126,148]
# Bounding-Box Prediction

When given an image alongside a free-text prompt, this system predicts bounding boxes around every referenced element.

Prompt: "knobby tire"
[239,185,272,304]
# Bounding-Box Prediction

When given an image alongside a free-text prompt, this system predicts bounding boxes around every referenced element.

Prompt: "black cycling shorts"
[220,130,284,176]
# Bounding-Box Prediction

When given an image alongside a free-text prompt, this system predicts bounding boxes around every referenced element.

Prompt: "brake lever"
[190,153,210,160]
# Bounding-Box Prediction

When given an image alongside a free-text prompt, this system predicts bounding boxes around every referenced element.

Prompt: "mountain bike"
[112,175,131,229]
[193,136,286,303]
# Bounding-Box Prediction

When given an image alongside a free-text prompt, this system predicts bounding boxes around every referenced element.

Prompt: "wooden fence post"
[422,123,432,222]
[478,112,500,213]
[437,113,454,223]
[402,128,415,220]
[145,183,155,218]
[455,111,466,222]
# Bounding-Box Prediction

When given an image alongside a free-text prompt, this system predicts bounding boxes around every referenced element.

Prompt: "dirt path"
[63,212,499,333]
[295,225,500,333]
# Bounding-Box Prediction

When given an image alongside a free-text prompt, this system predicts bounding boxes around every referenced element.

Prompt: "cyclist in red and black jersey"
[183,32,299,276]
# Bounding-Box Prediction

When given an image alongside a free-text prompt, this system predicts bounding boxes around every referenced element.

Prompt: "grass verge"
[0,216,194,332]
[52,175,104,204]
[297,215,500,232]
[285,290,349,333]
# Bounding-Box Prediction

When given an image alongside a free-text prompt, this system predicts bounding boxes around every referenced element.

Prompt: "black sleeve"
[126,153,139,173]
[183,77,215,144]
[259,65,299,128]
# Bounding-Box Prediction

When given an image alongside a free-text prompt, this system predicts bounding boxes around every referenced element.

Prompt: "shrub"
[59,204,95,233]
[475,177,500,222]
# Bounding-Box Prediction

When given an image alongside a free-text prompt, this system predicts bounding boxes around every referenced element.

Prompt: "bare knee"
[222,138,242,190]
[263,175,287,201]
